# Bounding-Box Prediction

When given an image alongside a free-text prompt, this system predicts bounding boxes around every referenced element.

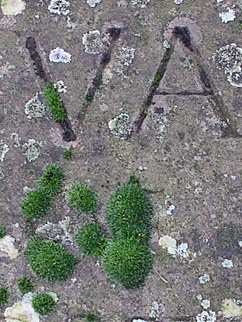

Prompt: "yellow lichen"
[222,298,242,319]
[1,0,26,16]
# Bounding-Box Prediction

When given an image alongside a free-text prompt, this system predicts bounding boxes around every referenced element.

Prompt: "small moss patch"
[67,184,98,214]
[37,164,64,195]
[24,237,77,281]
[102,238,153,289]
[43,83,66,122]
[32,293,56,315]
[20,190,53,223]
[17,276,33,294]
[0,286,9,306]
[76,223,107,256]
[0,225,5,239]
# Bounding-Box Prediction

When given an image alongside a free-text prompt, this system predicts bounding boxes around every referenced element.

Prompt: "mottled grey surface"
[1,0,242,321]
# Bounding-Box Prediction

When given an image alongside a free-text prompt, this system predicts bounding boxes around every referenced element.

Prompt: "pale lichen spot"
[201,299,211,310]
[131,0,150,8]
[0,235,19,259]
[158,235,189,258]
[4,293,39,322]
[108,113,130,140]
[213,43,242,87]
[222,258,233,268]
[49,47,72,63]
[23,139,42,162]
[0,62,15,78]
[86,0,102,7]
[25,93,46,119]
[48,0,70,15]
[54,80,67,93]
[1,0,26,16]
[82,30,110,55]
[196,310,216,322]
[36,216,73,243]
[10,133,21,148]
[222,298,242,319]
[114,47,135,77]
[198,273,210,284]
[0,140,9,162]
[219,8,236,23]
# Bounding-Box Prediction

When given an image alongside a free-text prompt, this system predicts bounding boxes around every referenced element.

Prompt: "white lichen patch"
[239,240,242,248]
[102,67,113,84]
[158,235,189,259]
[219,8,236,23]
[131,0,150,8]
[54,80,67,93]
[4,293,39,322]
[0,235,19,259]
[222,299,242,319]
[174,0,183,4]
[149,301,160,320]
[1,0,26,16]
[222,258,233,268]
[49,47,71,63]
[0,140,9,162]
[25,93,46,119]
[87,0,101,7]
[213,43,242,87]
[201,299,211,310]
[198,273,210,284]
[82,30,110,54]
[108,113,130,140]
[36,216,73,243]
[10,133,21,148]
[0,62,15,78]
[23,139,42,162]
[196,310,216,322]
[114,47,135,77]
[48,0,70,15]
[166,204,175,216]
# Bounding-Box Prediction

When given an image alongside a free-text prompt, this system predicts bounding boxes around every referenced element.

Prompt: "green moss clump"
[24,237,77,281]
[43,83,66,122]
[76,223,107,256]
[0,225,5,239]
[63,148,73,160]
[105,181,153,242]
[86,312,98,321]
[37,164,64,195]
[67,184,98,214]
[32,293,56,315]
[0,287,9,306]
[102,238,153,289]
[20,190,52,223]
[17,276,33,294]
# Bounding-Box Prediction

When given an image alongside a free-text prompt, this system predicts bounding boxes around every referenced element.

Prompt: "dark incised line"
[132,46,174,133]
[78,27,121,122]
[26,36,77,141]
[156,90,213,96]
[26,36,48,82]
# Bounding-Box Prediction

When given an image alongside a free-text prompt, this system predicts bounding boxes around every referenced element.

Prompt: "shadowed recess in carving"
[26,37,48,81]
[132,25,241,138]
[78,27,121,122]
